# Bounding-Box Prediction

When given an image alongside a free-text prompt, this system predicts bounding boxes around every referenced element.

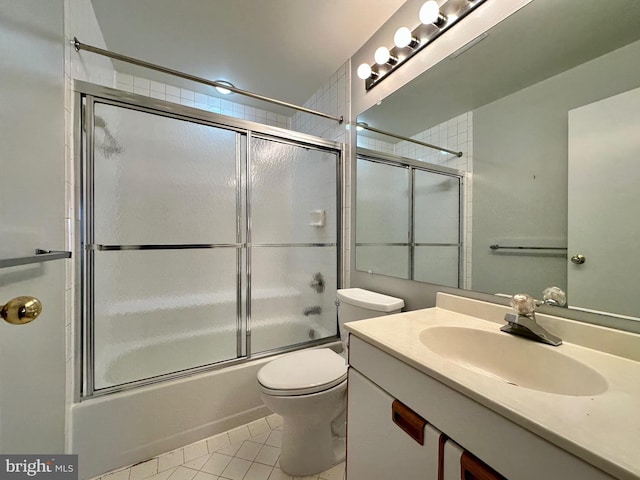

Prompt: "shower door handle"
[1,296,43,325]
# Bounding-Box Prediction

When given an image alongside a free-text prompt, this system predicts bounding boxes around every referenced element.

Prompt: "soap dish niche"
[309,209,326,227]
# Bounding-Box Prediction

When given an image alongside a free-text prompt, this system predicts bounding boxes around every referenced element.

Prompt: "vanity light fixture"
[214,80,235,95]
[419,1,447,27]
[393,27,419,49]
[357,63,377,80]
[374,46,397,65]
[358,0,487,90]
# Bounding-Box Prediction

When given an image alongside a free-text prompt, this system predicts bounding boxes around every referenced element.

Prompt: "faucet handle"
[509,293,536,316]
[542,286,567,307]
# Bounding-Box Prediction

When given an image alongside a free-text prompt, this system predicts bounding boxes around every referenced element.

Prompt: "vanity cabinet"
[347,366,505,480]
[347,368,439,479]
[346,335,616,480]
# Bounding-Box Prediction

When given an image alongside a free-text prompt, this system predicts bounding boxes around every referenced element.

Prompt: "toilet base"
[260,381,347,476]
[279,415,346,476]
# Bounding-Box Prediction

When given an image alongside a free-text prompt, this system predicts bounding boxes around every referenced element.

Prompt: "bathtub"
[96,316,335,389]
[72,318,339,480]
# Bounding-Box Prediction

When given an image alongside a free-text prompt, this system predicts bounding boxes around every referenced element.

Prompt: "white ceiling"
[91,0,406,112]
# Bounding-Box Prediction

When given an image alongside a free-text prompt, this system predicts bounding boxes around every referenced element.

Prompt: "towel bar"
[0,249,71,269]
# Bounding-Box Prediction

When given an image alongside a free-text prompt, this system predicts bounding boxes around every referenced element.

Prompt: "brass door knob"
[1,296,42,325]
[570,254,586,265]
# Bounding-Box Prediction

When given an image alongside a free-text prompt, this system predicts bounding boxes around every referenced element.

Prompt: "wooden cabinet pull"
[438,433,448,480]
[460,451,507,480]
[391,399,427,445]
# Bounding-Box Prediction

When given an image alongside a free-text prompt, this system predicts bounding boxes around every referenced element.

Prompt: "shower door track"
[75,81,343,400]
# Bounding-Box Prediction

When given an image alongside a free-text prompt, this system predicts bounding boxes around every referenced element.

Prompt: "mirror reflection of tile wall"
[356,112,474,288]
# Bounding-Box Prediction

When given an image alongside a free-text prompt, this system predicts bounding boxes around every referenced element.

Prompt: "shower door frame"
[74,81,342,400]
[355,148,464,286]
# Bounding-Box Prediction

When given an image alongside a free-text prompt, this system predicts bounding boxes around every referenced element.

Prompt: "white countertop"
[344,294,640,480]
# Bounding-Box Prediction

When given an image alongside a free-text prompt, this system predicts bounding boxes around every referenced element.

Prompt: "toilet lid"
[258,348,347,396]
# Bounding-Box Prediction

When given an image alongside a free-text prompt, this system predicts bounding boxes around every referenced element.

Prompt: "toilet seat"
[258,348,347,396]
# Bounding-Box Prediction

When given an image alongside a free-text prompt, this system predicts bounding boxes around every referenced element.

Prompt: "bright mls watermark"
[0,456,77,480]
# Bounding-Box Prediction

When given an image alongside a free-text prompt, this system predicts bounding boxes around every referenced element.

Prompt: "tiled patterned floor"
[95,414,345,480]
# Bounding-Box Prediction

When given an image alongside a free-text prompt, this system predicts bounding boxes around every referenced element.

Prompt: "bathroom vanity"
[345,293,640,480]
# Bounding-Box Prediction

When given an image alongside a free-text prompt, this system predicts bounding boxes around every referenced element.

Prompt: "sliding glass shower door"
[79,83,341,396]
[250,138,338,353]
[413,169,461,287]
[90,102,243,390]
[355,153,461,286]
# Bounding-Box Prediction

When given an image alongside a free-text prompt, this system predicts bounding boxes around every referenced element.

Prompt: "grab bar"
[490,244,567,251]
[0,249,72,269]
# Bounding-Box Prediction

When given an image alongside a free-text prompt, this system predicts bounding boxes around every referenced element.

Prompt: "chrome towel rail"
[93,243,335,251]
[0,249,72,269]
[94,244,240,251]
[72,37,343,124]
[490,244,567,251]
[356,122,463,157]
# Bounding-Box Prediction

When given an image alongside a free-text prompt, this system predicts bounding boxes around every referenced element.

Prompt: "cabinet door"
[442,438,507,480]
[347,369,440,480]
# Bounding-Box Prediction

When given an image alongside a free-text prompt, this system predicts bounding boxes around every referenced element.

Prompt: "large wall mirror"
[355,0,640,322]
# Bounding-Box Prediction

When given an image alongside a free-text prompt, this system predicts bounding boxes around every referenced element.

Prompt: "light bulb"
[357,63,372,80]
[374,46,391,65]
[419,1,446,26]
[214,80,234,95]
[419,1,439,23]
[394,27,413,48]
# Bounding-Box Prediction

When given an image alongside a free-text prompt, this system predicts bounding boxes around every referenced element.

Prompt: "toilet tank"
[336,288,404,353]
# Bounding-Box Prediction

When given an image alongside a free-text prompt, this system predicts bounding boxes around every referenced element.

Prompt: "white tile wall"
[291,61,352,285]
[63,0,116,447]
[291,62,349,141]
[114,72,291,130]
[355,135,395,154]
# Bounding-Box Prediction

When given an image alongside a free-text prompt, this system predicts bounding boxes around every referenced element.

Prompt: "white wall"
[472,38,640,297]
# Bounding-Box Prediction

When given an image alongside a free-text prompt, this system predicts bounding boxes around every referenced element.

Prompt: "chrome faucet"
[500,293,562,346]
[303,305,322,316]
[309,272,325,293]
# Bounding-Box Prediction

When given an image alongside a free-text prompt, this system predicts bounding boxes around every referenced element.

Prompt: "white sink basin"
[419,326,608,396]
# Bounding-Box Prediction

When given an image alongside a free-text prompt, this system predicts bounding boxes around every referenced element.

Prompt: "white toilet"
[257,288,404,476]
